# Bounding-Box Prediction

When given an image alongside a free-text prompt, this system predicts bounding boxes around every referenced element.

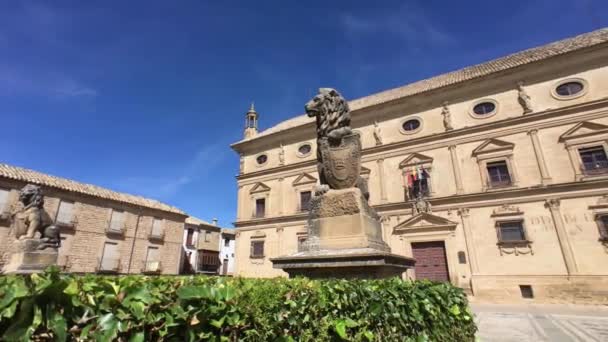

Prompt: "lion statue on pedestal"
[305,88,369,199]
[12,184,61,250]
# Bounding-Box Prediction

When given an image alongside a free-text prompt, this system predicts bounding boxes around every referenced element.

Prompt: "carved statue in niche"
[373,121,383,146]
[517,81,533,114]
[305,88,368,199]
[12,184,61,250]
[441,101,453,131]
[279,143,285,166]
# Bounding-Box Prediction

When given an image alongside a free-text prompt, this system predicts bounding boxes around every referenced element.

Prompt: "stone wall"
[0,179,186,275]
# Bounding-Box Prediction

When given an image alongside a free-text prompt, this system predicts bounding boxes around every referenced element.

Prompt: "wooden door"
[412,241,449,282]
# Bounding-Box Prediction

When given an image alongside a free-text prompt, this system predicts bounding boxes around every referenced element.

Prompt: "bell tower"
[244,103,259,139]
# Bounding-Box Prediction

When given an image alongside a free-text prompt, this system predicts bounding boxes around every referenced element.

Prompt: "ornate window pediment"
[559,121,608,145]
[249,182,271,194]
[292,173,317,186]
[472,138,514,158]
[398,153,433,169]
[393,213,457,234]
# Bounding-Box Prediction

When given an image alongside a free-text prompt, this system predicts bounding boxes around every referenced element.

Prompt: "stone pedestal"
[272,188,415,278]
[2,239,58,274]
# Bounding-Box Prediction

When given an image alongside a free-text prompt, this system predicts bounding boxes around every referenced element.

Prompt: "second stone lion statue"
[305,88,369,199]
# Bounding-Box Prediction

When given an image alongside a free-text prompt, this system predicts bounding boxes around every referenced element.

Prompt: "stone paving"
[473,304,608,341]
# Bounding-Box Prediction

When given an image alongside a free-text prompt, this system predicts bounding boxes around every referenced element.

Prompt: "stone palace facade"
[231,29,608,303]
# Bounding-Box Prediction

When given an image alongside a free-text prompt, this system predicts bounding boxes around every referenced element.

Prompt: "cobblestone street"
[473,304,608,341]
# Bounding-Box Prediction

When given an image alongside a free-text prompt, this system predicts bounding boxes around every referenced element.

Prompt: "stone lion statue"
[305,88,369,199]
[13,184,61,249]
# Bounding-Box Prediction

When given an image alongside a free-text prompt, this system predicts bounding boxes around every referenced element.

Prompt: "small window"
[298,144,312,156]
[486,161,512,188]
[109,210,125,232]
[186,228,194,248]
[596,214,608,241]
[0,189,9,212]
[250,240,264,258]
[298,236,308,252]
[56,201,74,225]
[255,198,266,218]
[457,251,467,264]
[204,230,211,242]
[402,119,420,132]
[256,154,268,165]
[519,285,534,299]
[473,102,496,115]
[578,146,608,175]
[151,218,163,237]
[300,191,312,212]
[555,81,584,97]
[497,221,527,242]
[99,242,120,272]
[224,238,230,247]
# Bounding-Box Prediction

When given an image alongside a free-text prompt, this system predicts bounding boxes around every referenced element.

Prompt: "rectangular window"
[109,210,125,232]
[56,201,74,224]
[198,250,220,273]
[204,230,210,242]
[224,238,230,247]
[408,179,430,199]
[100,242,119,272]
[250,240,264,258]
[486,161,512,188]
[145,246,160,272]
[0,189,8,212]
[579,146,608,175]
[300,191,312,211]
[255,198,266,218]
[186,228,194,248]
[497,221,526,242]
[596,215,608,240]
[151,218,163,237]
[297,236,308,252]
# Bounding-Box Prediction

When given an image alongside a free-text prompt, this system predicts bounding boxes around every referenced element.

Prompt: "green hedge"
[0,268,476,341]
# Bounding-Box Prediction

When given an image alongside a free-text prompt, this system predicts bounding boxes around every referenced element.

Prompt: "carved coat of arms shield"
[319,133,361,189]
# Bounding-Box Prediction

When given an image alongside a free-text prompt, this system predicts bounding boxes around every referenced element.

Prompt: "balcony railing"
[97,258,120,273]
[143,261,162,274]
[582,164,608,176]
[56,216,78,230]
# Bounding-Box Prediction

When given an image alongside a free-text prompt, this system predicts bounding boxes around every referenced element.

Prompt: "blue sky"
[1,1,606,227]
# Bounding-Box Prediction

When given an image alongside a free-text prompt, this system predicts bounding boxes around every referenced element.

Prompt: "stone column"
[377,159,387,203]
[457,208,479,274]
[545,199,578,275]
[277,178,284,215]
[449,145,465,194]
[528,129,552,185]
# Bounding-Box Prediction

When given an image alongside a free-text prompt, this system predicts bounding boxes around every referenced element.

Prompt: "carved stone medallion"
[319,133,361,189]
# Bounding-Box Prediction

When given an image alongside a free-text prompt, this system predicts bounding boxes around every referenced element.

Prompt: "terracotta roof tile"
[0,163,185,215]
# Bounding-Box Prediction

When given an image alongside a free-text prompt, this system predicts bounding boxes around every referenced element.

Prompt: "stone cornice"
[234,178,608,229]
[237,98,608,184]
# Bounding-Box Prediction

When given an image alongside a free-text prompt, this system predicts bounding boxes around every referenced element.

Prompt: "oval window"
[473,102,496,115]
[402,119,421,132]
[256,154,267,165]
[298,144,312,156]
[555,81,584,97]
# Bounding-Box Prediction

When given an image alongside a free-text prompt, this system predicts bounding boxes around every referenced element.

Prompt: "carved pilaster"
[544,198,578,275]
[448,145,464,194]
[457,207,478,274]
[377,158,387,202]
[277,177,284,215]
[528,129,552,185]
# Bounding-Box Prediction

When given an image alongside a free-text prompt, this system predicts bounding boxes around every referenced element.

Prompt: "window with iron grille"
[486,161,512,188]
[255,198,266,218]
[250,240,264,258]
[198,250,220,273]
[596,214,608,241]
[579,147,608,175]
[497,221,527,243]
[300,191,312,212]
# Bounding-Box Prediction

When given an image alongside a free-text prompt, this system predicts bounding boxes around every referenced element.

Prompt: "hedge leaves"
[0,267,476,341]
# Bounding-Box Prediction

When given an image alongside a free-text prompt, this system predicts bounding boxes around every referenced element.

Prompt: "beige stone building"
[0,163,188,275]
[231,29,608,303]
